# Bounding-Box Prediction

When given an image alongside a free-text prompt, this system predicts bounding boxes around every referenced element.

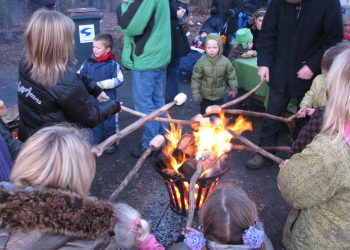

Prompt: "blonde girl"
[114,203,165,250]
[278,49,350,249]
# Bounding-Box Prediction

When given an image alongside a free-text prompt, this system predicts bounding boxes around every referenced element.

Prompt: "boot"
[246,154,274,170]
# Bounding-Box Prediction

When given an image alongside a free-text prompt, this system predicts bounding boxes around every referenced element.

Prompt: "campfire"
[153,113,252,214]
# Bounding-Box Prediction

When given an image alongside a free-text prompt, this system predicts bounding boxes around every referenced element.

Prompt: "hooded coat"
[191,34,237,101]
[258,0,343,97]
[0,187,118,249]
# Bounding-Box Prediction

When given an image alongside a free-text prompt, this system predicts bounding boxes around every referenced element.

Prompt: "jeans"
[92,88,118,144]
[132,69,167,149]
[165,58,180,101]
[260,88,305,147]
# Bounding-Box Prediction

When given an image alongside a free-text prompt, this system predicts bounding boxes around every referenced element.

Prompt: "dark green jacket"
[191,34,237,101]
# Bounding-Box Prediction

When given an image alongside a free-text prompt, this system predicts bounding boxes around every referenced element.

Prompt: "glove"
[192,93,202,103]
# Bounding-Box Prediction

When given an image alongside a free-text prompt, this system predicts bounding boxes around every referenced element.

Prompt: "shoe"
[105,144,118,154]
[130,144,147,158]
[246,154,274,170]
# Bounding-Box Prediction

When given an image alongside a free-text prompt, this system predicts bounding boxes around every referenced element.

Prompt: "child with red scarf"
[79,34,124,153]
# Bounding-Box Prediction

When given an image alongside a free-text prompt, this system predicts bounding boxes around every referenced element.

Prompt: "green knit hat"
[177,0,190,4]
[232,28,253,49]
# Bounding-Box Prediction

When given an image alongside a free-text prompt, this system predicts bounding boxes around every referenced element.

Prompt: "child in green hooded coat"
[191,33,238,114]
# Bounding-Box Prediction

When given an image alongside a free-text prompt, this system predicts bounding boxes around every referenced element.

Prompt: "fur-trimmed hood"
[0,188,117,239]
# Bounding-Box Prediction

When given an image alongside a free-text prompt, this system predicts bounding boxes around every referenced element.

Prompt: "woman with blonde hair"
[17,9,121,141]
[0,125,119,249]
[277,49,350,249]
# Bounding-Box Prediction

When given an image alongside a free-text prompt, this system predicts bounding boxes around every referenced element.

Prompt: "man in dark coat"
[247,0,343,169]
[165,0,191,102]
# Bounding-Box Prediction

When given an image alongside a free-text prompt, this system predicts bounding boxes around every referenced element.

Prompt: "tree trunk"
[0,0,14,29]
[191,0,212,8]
[198,0,212,9]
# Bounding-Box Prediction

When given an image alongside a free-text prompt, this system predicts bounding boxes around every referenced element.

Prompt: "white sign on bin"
[79,24,95,43]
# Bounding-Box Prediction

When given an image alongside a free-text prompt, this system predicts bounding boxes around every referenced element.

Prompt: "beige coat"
[299,74,327,108]
[278,134,350,250]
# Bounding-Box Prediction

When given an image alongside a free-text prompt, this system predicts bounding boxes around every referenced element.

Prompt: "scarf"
[94,51,118,63]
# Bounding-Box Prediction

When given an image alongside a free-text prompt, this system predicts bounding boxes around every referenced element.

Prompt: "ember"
[153,114,252,214]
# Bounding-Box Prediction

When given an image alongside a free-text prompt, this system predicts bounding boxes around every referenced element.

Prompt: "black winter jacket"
[17,60,121,141]
[258,0,343,97]
[170,0,190,60]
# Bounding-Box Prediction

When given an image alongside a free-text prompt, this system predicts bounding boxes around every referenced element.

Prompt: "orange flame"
[163,113,253,174]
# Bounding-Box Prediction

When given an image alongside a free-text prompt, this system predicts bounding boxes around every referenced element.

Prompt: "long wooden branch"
[185,159,203,228]
[121,106,196,125]
[227,129,284,164]
[231,144,291,153]
[108,135,164,201]
[224,109,296,123]
[221,80,266,109]
[108,148,153,201]
[94,102,176,156]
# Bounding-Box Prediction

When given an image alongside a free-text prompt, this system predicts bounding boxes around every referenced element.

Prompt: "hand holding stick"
[185,151,210,229]
[108,135,165,201]
[94,93,187,156]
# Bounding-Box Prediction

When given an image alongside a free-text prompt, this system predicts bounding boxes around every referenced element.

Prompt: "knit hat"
[232,28,253,49]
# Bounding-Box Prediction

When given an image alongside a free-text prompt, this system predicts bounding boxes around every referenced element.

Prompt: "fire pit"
[153,151,230,215]
[153,114,252,215]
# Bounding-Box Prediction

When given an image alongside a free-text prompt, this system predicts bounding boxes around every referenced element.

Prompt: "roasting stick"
[121,105,196,125]
[94,93,187,156]
[227,129,284,164]
[206,106,296,123]
[221,80,266,109]
[108,135,165,201]
[231,144,291,153]
[185,151,210,229]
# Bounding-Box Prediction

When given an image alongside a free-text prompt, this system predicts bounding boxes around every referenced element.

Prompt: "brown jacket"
[0,187,118,250]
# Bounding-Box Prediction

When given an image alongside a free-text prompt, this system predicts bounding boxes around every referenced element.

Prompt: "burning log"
[178,159,197,178]
[177,134,197,158]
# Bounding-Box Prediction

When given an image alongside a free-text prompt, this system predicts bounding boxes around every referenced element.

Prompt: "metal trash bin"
[65,8,104,70]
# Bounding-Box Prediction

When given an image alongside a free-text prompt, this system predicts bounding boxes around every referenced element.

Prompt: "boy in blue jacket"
[79,34,124,153]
